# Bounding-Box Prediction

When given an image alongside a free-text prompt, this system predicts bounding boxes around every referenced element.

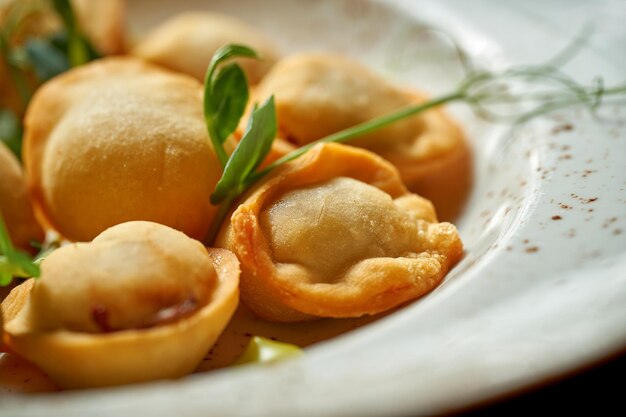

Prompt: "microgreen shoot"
[204,96,277,244]
[0,0,100,160]
[50,0,95,67]
[203,44,259,167]
[0,213,40,286]
[202,41,626,245]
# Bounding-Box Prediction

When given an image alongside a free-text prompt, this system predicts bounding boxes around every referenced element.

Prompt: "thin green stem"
[52,0,89,67]
[247,91,465,185]
[0,215,13,256]
[472,84,624,102]
[204,194,236,246]
[544,23,594,69]
[207,122,229,167]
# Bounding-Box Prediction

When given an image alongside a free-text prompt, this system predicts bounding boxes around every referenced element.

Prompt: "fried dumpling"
[2,221,240,388]
[251,53,472,220]
[132,12,279,84]
[72,0,126,55]
[23,57,222,242]
[217,143,463,322]
[0,142,43,251]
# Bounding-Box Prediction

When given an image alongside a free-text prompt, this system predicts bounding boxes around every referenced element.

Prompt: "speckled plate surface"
[2,0,625,416]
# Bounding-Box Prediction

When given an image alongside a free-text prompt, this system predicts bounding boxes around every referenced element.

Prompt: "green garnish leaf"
[210,96,277,205]
[0,212,40,286]
[207,44,258,79]
[51,0,98,67]
[233,336,302,365]
[22,38,70,82]
[0,0,101,162]
[0,109,23,159]
[48,30,101,64]
[207,63,249,145]
[203,44,260,167]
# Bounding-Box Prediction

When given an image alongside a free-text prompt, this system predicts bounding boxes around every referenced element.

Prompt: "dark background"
[449,351,626,415]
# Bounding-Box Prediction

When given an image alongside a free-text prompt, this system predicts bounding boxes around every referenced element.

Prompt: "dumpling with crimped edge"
[2,221,240,389]
[23,57,222,242]
[0,142,44,252]
[250,53,472,221]
[216,143,463,322]
[132,12,279,85]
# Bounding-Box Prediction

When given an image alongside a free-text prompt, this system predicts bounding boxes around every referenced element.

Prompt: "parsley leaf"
[23,37,70,82]
[0,213,40,286]
[208,63,249,146]
[203,44,259,167]
[210,96,277,205]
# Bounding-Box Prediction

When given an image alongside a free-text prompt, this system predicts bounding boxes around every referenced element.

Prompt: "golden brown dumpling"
[72,0,126,55]
[251,53,472,220]
[23,57,221,242]
[132,12,279,84]
[0,142,43,251]
[2,221,240,388]
[217,143,463,322]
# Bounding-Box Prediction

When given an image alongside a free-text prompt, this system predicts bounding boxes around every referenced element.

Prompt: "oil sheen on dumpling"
[23,57,221,242]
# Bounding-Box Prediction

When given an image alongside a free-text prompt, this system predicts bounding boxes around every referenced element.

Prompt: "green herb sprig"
[202,45,277,243]
[203,44,259,167]
[50,0,95,67]
[0,0,100,159]
[202,43,626,245]
[0,213,40,286]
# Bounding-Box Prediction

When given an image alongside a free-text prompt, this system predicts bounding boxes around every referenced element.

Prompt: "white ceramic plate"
[2,0,625,415]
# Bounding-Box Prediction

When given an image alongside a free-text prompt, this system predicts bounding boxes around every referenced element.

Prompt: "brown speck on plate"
[551,123,574,134]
